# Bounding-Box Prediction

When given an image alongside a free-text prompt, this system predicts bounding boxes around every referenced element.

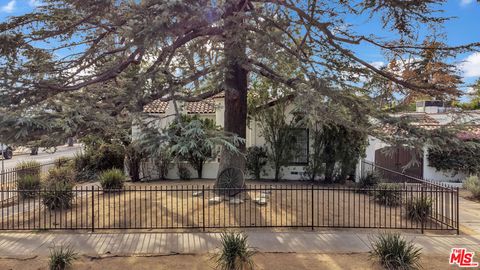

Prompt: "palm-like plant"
[370,232,422,270]
[214,232,256,270]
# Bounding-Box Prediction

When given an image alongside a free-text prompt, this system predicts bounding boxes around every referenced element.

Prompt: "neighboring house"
[363,101,480,183]
[134,93,310,180]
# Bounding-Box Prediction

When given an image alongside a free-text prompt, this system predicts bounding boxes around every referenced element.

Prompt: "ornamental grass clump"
[373,183,403,206]
[17,174,41,198]
[42,167,75,210]
[370,232,422,270]
[49,244,78,270]
[213,232,256,270]
[464,175,480,199]
[15,160,41,179]
[405,197,432,223]
[99,168,125,191]
[357,171,382,193]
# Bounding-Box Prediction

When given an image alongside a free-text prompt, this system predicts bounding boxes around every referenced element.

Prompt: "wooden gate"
[374,146,423,178]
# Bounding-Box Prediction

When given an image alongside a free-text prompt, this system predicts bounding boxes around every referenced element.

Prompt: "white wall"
[359,136,468,183]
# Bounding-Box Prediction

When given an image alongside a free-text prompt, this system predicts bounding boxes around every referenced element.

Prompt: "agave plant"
[213,232,256,270]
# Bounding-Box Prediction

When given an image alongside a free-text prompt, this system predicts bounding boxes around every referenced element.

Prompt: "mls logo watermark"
[449,248,479,268]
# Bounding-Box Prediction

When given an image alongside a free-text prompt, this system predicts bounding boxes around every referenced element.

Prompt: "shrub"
[73,142,125,181]
[406,197,432,223]
[42,181,74,210]
[15,160,41,179]
[246,146,267,180]
[99,169,125,191]
[177,164,191,180]
[17,175,41,198]
[94,143,125,171]
[370,232,422,270]
[213,232,256,270]
[464,175,480,199]
[49,244,77,270]
[358,171,382,190]
[373,183,403,206]
[46,166,76,184]
[73,152,96,180]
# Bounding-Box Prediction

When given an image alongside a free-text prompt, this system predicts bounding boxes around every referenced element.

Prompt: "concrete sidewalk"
[0,230,478,258]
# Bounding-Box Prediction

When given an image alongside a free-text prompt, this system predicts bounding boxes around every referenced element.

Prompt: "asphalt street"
[0,144,82,170]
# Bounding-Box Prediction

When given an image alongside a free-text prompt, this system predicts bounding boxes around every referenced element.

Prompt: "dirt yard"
[0,180,453,232]
[0,252,452,270]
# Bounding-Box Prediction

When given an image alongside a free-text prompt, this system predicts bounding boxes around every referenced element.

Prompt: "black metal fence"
[0,162,55,191]
[0,183,459,233]
[360,160,458,190]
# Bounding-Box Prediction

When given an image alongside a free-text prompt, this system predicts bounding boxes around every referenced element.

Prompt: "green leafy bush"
[370,232,422,270]
[358,171,382,190]
[177,164,191,180]
[99,169,125,191]
[73,152,96,180]
[428,144,480,175]
[42,181,74,210]
[406,197,432,223]
[73,142,125,181]
[373,183,403,206]
[17,174,41,198]
[464,175,480,199]
[49,244,78,270]
[213,232,256,270]
[246,146,267,180]
[94,143,125,172]
[15,160,41,179]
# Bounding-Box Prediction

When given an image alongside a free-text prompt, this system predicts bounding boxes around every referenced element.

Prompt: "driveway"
[1,144,82,170]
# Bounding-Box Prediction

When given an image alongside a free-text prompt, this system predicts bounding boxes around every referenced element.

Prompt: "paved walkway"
[460,197,480,234]
[0,230,478,258]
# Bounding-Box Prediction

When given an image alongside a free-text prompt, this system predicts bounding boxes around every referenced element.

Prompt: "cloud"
[1,0,16,13]
[460,53,480,77]
[460,0,474,6]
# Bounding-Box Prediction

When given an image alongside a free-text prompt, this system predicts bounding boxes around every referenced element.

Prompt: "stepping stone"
[192,191,203,197]
[209,197,223,204]
[229,198,244,204]
[253,197,268,205]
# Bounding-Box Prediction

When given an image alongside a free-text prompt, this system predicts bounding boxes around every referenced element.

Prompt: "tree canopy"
[0,0,479,170]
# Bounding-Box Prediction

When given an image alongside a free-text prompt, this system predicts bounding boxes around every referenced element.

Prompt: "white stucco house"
[363,101,480,183]
[134,93,310,180]
[135,96,480,183]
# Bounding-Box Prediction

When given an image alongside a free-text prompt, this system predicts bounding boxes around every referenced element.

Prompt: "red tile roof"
[186,100,216,114]
[144,94,221,114]
[143,100,169,114]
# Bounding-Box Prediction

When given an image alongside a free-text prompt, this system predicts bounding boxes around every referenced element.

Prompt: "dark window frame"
[286,128,309,166]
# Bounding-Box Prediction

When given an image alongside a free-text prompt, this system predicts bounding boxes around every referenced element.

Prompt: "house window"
[289,128,309,165]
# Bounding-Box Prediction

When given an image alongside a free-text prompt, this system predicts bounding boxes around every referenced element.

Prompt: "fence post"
[420,186,424,234]
[456,187,460,235]
[91,186,95,232]
[311,185,314,230]
[202,185,205,232]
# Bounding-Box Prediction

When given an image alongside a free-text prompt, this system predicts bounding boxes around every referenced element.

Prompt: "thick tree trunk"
[217,2,248,178]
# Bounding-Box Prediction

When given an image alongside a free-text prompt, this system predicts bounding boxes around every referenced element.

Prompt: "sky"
[0,0,479,99]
